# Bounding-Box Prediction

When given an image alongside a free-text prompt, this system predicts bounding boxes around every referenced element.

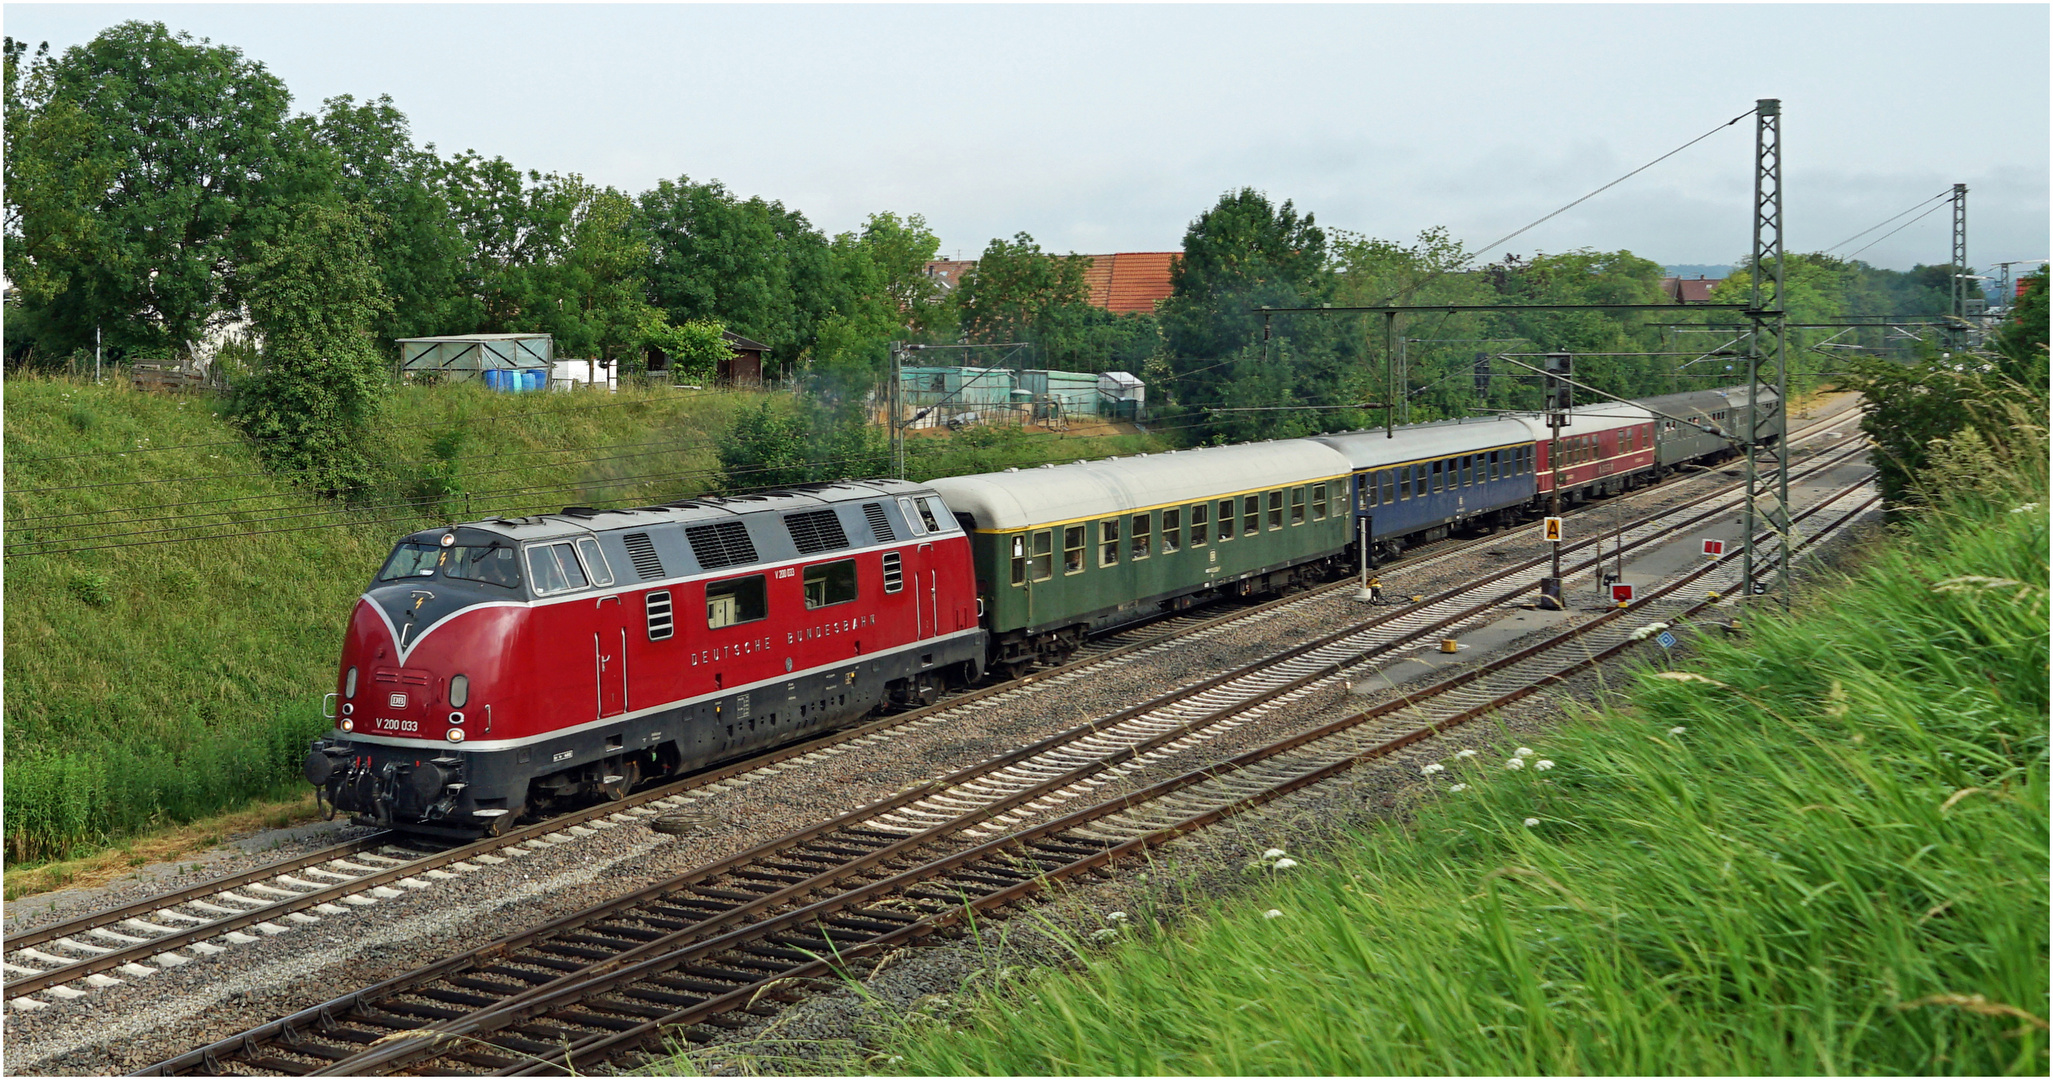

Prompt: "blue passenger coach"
[1309,417,1539,559]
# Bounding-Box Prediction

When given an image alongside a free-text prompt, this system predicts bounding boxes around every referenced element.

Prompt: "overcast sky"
[7,3,2047,272]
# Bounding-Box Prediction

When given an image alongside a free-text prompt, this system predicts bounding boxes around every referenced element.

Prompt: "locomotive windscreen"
[376,541,523,590]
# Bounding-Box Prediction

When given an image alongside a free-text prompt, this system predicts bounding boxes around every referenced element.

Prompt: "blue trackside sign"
[1656,631,1677,649]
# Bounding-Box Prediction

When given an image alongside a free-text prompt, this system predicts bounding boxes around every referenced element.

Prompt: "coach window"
[1065,526,1087,574]
[1101,518,1123,567]
[707,574,768,629]
[1190,502,1209,546]
[1131,513,1151,559]
[804,560,858,609]
[1289,487,1306,525]
[1399,467,1412,500]
[1465,456,1477,487]
[527,542,588,596]
[1364,475,1379,508]
[1029,530,1055,581]
[1217,500,1236,540]
[1313,483,1329,520]
[1162,508,1183,553]
[1427,460,1440,493]
[1383,470,1397,503]
[1243,495,1261,536]
[1010,535,1027,586]
[1267,491,1284,529]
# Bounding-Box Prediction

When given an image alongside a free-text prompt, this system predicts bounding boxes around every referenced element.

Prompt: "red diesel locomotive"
[305,481,985,834]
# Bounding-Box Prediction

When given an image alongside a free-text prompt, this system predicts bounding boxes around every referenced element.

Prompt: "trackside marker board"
[1702,538,1726,557]
[1610,583,1635,604]
[1543,517,1563,543]
[1656,630,1678,649]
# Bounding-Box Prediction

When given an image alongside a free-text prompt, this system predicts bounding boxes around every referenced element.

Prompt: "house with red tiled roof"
[1078,252,1179,314]
[922,259,977,299]
[1661,275,1725,304]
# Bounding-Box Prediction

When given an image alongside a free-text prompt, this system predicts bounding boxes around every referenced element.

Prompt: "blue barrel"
[481,369,504,391]
[526,369,545,391]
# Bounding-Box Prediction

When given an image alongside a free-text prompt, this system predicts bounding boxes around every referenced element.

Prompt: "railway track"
[5,403,1866,1012]
[133,459,1879,1076]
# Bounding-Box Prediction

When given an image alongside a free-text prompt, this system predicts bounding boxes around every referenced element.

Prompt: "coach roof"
[929,441,1352,532]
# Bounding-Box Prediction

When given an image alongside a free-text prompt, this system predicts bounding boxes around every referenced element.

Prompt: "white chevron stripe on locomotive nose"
[361,596,526,667]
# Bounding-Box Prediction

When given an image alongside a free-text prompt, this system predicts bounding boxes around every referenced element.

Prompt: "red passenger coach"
[1525,405,1658,504]
[307,481,985,835]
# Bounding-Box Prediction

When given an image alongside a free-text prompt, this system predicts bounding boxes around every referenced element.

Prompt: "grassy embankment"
[866,413,2048,1073]
[5,376,1167,892]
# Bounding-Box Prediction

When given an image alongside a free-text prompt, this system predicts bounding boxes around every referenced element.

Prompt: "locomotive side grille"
[645,591,675,641]
[622,531,666,580]
[882,551,904,593]
[374,667,431,685]
[686,521,758,570]
[863,502,896,543]
[784,509,850,554]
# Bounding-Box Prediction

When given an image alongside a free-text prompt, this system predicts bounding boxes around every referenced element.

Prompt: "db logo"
[388,692,408,709]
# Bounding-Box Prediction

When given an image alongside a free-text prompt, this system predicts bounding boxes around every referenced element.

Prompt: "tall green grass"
[874,414,2047,1074]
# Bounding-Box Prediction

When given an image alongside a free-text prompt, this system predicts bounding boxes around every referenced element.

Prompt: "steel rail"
[349,478,1885,1077]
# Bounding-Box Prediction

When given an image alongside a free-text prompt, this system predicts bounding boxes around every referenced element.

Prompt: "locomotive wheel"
[481,803,525,838]
[597,759,639,802]
[999,659,1033,682]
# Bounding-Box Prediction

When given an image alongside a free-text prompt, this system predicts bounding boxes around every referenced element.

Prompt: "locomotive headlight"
[340,717,354,732]
[446,727,466,743]
[448,710,465,725]
[341,702,354,716]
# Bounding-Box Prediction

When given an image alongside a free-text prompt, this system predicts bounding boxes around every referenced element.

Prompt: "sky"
[6,3,2048,273]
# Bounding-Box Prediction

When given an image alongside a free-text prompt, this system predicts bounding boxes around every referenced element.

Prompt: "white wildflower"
[1449,784,1469,793]
[1506,758,1525,770]
[1264,909,1284,919]
[1933,576,2026,593]
[1534,760,1555,771]
[1456,749,1478,758]
[1420,762,1446,775]
[1261,848,1287,860]
[1092,928,1119,941]
[1272,857,1299,870]
[1653,671,1725,686]
[2009,503,2038,514]
[1105,911,1128,923]
[1524,817,1540,827]
[1669,726,1687,735]
[1515,747,1535,758]
[1628,621,1671,642]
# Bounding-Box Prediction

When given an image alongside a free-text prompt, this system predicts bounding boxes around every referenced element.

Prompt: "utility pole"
[1743,98,1788,604]
[889,341,905,480]
[95,325,102,383]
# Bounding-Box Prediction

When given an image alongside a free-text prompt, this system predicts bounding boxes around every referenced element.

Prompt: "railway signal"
[1610,582,1635,605]
[1702,538,1726,558]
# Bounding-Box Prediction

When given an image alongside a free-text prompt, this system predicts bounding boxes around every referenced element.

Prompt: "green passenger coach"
[928,441,1356,679]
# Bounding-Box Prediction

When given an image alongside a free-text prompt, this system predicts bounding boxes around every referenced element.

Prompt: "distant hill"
[1664,264,1734,280]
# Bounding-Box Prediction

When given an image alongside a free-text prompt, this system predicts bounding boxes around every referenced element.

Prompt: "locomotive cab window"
[1066,526,1088,574]
[803,559,858,609]
[527,542,589,595]
[920,497,954,532]
[898,497,930,536]
[1190,502,1209,545]
[1030,530,1054,581]
[441,543,523,590]
[1217,500,1235,540]
[1131,514,1151,560]
[574,537,615,587]
[707,574,768,629]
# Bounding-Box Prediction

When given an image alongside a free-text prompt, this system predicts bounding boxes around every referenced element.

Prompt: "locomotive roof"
[928,441,1353,532]
[1309,416,1535,468]
[415,479,937,545]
